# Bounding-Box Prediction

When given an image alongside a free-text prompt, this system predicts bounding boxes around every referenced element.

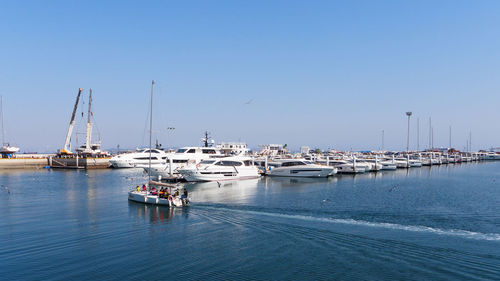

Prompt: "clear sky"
[1,0,499,152]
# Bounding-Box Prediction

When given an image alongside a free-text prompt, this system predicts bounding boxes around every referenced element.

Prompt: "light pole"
[166,127,175,149]
[406,112,412,152]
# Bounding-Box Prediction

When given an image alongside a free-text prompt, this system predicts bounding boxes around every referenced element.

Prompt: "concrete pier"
[0,154,51,169]
[49,155,110,169]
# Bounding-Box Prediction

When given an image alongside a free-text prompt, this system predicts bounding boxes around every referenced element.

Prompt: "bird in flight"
[245,99,253,105]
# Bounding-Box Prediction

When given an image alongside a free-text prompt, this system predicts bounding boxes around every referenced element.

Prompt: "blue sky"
[1,0,499,152]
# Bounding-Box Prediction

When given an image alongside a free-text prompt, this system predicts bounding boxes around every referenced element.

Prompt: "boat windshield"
[281,161,307,167]
[199,160,216,165]
[176,149,187,153]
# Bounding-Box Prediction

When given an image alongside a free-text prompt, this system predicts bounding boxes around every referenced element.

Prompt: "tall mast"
[449,125,452,148]
[85,89,93,151]
[428,117,432,149]
[1,96,4,146]
[416,118,419,152]
[381,130,384,151]
[62,88,83,153]
[148,80,155,184]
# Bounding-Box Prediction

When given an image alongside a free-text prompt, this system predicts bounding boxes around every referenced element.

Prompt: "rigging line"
[91,114,102,141]
[142,91,151,147]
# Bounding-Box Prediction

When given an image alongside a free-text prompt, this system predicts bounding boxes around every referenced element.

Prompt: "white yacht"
[485,152,500,160]
[328,160,366,174]
[177,156,260,182]
[364,158,397,170]
[143,146,223,179]
[355,160,382,172]
[110,148,168,168]
[268,159,336,178]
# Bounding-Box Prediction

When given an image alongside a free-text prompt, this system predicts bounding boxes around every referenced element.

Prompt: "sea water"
[1,162,499,280]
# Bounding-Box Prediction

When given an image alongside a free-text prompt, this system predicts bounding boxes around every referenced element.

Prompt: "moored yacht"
[268,159,336,177]
[110,148,168,168]
[177,156,260,182]
[328,160,366,174]
[364,158,397,170]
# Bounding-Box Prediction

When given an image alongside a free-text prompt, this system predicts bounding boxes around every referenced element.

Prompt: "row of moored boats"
[112,146,500,182]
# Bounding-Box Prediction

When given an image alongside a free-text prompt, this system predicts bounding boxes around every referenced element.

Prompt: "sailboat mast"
[1,96,4,146]
[85,89,93,151]
[148,80,155,184]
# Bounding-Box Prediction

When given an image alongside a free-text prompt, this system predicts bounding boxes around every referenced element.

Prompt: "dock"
[0,154,52,169]
[49,155,111,169]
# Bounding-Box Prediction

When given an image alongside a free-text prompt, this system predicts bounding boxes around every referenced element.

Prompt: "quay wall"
[49,156,111,169]
[0,158,49,169]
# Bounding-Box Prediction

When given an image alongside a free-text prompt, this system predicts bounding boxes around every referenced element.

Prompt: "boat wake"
[196,205,500,242]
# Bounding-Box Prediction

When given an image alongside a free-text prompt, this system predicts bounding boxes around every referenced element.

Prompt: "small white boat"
[1,144,19,154]
[178,156,260,182]
[268,159,335,177]
[128,181,189,207]
[1,96,19,155]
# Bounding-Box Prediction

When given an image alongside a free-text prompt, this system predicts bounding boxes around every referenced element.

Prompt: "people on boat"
[151,187,157,195]
[136,185,141,192]
[174,189,180,197]
[181,188,189,206]
[181,189,188,199]
[166,188,173,202]
[159,187,164,198]
[142,184,146,191]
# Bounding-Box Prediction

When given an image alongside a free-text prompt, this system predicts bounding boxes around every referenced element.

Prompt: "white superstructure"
[217,142,249,156]
[143,146,223,179]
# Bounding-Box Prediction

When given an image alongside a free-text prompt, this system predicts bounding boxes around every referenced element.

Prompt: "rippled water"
[1,162,499,280]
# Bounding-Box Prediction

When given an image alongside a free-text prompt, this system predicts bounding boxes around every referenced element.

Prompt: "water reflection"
[128,201,190,224]
[186,178,260,204]
[266,176,332,188]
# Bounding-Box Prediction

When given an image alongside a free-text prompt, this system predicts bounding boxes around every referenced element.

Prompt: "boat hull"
[268,167,334,178]
[128,191,186,207]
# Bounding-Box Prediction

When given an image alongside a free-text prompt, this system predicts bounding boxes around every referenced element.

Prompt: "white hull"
[112,159,166,168]
[110,149,168,168]
[269,166,335,178]
[1,146,19,154]
[128,191,186,207]
[485,154,500,160]
[181,171,260,182]
[335,164,365,174]
[179,167,260,182]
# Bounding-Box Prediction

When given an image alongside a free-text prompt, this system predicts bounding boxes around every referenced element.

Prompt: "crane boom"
[61,88,83,154]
